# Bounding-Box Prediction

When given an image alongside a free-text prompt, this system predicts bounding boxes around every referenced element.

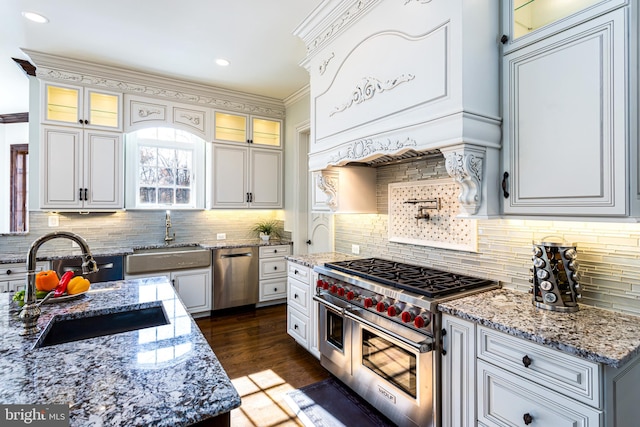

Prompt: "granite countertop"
[285,251,361,268]
[438,288,640,368]
[0,239,293,264]
[0,278,241,426]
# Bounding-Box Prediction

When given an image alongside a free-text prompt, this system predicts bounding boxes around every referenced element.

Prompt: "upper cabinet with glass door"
[213,111,281,148]
[42,82,122,131]
[502,0,628,52]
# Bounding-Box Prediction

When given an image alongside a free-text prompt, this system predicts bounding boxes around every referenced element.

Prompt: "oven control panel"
[316,275,435,335]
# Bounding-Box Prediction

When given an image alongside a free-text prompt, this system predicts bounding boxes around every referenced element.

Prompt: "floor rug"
[284,377,396,427]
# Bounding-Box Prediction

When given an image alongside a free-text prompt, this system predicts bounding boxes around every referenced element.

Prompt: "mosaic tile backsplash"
[388,179,477,252]
[334,156,640,316]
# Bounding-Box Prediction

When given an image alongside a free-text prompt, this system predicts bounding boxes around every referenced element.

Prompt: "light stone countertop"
[285,252,361,268]
[0,277,241,426]
[438,288,640,368]
[0,239,293,264]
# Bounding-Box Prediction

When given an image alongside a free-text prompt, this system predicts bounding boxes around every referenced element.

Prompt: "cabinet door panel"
[41,126,83,208]
[84,131,123,208]
[503,10,626,215]
[250,148,282,208]
[210,144,248,208]
[173,269,211,314]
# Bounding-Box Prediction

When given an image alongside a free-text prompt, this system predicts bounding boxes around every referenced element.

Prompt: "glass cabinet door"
[214,112,247,143]
[45,84,80,124]
[512,0,608,39]
[87,90,120,128]
[251,117,281,147]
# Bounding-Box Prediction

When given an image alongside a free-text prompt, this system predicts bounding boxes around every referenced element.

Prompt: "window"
[125,127,205,209]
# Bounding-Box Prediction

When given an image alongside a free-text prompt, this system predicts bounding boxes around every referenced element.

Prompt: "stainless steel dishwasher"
[212,246,258,310]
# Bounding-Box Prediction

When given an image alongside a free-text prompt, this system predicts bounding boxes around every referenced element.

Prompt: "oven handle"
[313,294,347,314]
[344,309,433,354]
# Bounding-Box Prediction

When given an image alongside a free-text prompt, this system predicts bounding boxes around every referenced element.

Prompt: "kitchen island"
[0,277,241,426]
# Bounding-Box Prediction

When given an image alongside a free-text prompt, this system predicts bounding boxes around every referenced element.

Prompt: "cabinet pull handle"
[306,240,312,245]
[294,294,298,299]
[273,266,278,270]
[246,193,250,202]
[294,324,298,329]
[441,328,447,356]
[84,188,88,201]
[502,172,510,198]
[79,188,84,201]
[171,279,175,287]
[249,192,253,202]
[274,287,278,292]
[500,34,509,44]
[522,355,532,368]
[294,269,299,274]
[523,413,533,425]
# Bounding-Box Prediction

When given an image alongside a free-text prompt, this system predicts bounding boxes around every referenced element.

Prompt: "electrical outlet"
[48,215,59,227]
[351,244,360,255]
[217,233,226,240]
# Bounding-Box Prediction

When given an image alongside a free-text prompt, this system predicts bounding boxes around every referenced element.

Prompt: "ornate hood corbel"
[441,144,486,216]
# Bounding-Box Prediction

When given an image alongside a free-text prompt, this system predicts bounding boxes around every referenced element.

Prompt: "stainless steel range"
[313,258,498,427]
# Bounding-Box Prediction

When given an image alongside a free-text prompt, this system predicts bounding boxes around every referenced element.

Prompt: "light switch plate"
[351,244,360,254]
[217,233,226,240]
[48,215,59,227]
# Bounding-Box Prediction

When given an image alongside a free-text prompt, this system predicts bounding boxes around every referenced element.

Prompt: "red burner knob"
[346,291,355,300]
[387,306,398,317]
[323,281,329,290]
[414,314,431,329]
[316,279,324,288]
[401,311,414,323]
[337,288,345,297]
[330,285,338,294]
[376,301,388,312]
[363,298,374,308]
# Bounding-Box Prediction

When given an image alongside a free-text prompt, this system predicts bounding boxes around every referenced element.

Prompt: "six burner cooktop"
[324,257,495,298]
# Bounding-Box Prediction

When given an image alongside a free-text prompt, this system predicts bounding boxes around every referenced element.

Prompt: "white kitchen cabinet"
[42,82,122,131]
[501,0,627,53]
[40,125,123,210]
[258,245,290,304]
[213,111,281,148]
[441,314,476,427]
[0,262,49,293]
[125,268,211,317]
[207,143,282,209]
[123,94,211,140]
[286,260,320,359]
[502,7,637,217]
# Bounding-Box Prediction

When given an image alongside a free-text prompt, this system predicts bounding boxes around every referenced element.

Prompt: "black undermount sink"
[35,304,169,348]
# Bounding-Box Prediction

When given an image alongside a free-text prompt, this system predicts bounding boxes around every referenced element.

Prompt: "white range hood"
[295,0,502,218]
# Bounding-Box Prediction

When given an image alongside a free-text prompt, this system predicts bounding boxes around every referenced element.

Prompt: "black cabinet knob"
[306,240,312,245]
[522,355,532,368]
[6,269,11,275]
[500,34,509,44]
[523,413,533,425]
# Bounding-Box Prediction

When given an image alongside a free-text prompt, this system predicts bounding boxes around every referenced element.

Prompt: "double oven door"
[315,293,436,427]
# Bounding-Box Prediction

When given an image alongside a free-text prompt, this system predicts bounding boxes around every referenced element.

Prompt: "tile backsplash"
[0,210,286,256]
[334,156,640,315]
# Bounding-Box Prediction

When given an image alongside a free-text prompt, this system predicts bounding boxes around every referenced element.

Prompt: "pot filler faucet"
[19,231,98,335]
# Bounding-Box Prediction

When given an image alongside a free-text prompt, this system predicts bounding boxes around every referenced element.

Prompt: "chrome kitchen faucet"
[19,231,98,335]
[164,210,176,243]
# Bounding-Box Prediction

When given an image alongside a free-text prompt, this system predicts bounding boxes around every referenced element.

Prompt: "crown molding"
[283,85,310,108]
[22,49,286,119]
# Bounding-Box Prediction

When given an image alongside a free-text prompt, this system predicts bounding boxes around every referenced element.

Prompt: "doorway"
[10,144,28,233]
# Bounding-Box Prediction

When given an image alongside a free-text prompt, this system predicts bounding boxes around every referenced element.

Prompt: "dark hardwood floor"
[196,304,330,426]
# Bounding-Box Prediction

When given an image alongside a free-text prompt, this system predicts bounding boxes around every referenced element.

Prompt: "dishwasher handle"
[220,252,253,259]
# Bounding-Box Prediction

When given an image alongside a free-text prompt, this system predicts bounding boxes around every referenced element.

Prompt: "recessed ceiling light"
[22,11,49,23]
[215,58,230,67]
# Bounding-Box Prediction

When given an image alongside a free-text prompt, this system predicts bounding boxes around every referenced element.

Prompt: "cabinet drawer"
[259,245,291,258]
[478,360,602,427]
[259,258,286,280]
[0,262,49,280]
[259,278,287,301]
[287,262,310,281]
[287,307,309,347]
[287,277,310,314]
[477,326,601,407]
